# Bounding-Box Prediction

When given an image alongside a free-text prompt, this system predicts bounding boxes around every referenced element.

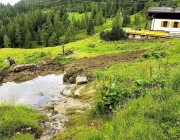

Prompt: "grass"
[2,34,178,69]
[0,105,48,140]
[54,36,180,139]
[55,62,180,140]
[1,11,180,140]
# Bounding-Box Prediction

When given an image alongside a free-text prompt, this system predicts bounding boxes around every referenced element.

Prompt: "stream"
[0,74,66,108]
[0,74,92,139]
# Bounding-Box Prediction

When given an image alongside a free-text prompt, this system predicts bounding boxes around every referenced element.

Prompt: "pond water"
[0,74,66,108]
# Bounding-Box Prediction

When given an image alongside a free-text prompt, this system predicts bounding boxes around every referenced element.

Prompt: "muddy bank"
[0,58,63,84]
[0,50,146,84]
[37,94,93,140]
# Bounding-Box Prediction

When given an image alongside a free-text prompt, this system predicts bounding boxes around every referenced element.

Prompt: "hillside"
[1,0,179,49]
[0,0,180,140]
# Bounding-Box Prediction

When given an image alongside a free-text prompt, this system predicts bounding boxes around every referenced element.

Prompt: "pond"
[0,74,66,108]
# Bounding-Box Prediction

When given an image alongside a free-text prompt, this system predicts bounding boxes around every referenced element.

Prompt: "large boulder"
[63,68,86,84]
[11,64,37,72]
[40,58,55,66]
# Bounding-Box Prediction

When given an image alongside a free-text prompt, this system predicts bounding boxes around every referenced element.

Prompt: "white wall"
[151,18,180,33]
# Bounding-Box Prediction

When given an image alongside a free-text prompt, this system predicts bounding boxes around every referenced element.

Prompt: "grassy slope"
[0,105,48,140]
[55,37,180,139]
[1,12,180,140]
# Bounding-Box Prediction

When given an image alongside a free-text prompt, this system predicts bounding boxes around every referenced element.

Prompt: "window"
[173,22,179,28]
[162,21,168,27]
[161,21,169,27]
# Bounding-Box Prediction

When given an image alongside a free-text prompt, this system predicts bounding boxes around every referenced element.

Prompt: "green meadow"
[55,37,180,139]
[1,11,180,140]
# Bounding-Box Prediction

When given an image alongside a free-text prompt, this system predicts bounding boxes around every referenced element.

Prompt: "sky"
[0,0,20,5]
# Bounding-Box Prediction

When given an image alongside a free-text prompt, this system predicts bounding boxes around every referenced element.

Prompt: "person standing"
[7,56,16,66]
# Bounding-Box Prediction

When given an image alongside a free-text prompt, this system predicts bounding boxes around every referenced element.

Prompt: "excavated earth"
[0,49,146,84]
[0,49,146,139]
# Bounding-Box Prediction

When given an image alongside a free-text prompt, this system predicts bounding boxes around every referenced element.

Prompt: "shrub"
[88,44,95,48]
[100,25,126,41]
[96,75,130,114]
[142,51,166,59]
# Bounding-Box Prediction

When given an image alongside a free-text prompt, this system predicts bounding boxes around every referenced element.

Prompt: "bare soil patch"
[64,49,146,73]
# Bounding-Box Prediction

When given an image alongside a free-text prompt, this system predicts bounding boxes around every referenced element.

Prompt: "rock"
[64,49,73,56]
[40,58,55,66]
[11,64,37,72]
[76,75,88,85]
[61,84,76,96]
[74,86,84,96]
[63,68,85,84]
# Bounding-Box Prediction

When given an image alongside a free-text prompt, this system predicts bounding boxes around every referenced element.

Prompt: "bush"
[88,44,95,48]
[100,25,126,41]
[142,51,166,59]
[96,75,130,114]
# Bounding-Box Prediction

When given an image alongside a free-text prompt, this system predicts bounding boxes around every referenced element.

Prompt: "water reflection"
[0,74,66,108]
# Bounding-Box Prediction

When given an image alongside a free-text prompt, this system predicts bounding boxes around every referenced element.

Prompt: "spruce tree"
[3,35,11,48]
[87,18,94,35]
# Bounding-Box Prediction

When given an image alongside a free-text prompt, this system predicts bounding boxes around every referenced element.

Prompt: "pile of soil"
[64,49,145,73]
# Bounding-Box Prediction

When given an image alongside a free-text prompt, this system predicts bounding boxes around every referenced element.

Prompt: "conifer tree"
[15,24,22,48]
[65,24,76,43]
[49,32,57,46]
[122,15,131,27]
[87,18,94,35]
[3,35,10,48]
[25,30,31,48]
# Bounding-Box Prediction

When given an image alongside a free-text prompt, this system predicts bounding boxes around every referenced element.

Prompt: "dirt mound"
[63,50,146,83]
[64,50,145,73]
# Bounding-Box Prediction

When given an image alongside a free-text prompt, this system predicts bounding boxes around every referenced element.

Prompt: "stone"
[61,84,76,96]
[40,58,55,66]
[74,86,84,96]
[63,68,84,84]
[11,64,37,72]
[76,75,88,85]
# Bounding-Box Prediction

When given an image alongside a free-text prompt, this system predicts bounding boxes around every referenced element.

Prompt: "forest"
[0,0,176,48]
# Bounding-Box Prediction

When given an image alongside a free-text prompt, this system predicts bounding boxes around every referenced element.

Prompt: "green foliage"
[23,52,48,64]
[10,133,34,140]
[142,51,166,59]
[96,75,130,114]
[134,76,165,89]
[55,56,74,65]
[88,44,95,48]
[0,105,48,139]
[171,73,180,91]
[100,24,125,41]
[38,52,46,58]
[122,15,131,27]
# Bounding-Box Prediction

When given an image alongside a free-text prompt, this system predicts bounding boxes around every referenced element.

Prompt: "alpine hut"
[148,5,180,33]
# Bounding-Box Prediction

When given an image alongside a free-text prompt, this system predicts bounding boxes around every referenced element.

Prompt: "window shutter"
[171,22,174,27]
[178,22,180,28]
[161,21,164,27]
[167,22,170,27]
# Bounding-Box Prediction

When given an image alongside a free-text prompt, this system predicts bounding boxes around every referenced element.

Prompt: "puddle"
[0,74,66,108]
